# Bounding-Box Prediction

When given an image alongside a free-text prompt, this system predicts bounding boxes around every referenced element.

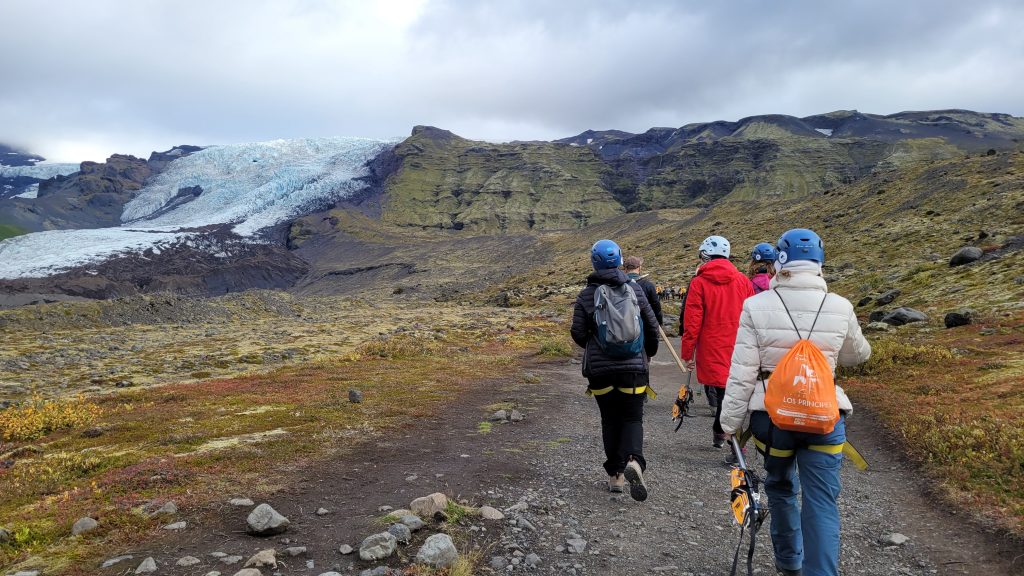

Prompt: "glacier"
[122,137,394,235]
[0,162,80,180]
[0,137,395,279]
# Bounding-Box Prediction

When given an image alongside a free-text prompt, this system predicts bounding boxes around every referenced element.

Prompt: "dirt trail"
[120,341,1021,576]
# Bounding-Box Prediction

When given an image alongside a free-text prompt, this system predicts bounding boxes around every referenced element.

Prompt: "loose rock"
[285,546,307,556]
[163,521,187,530]
[338,544,354,555]
[868,310,886,323]
[247,503,290,536]
[101,555,134,568]
[400,514,425,531]
[875,289,901,306]
[410,492,448,517]
[865,322,894,333]
[489,409,508,421]
[135,557,157,574]
[882,307,929,326]
[177,556,201,567]
[221,555,244,565]
[857,296,873,307]
[348,389,363,403]
[231,570,263,576]
[72,516,99,536]
[525,552,541,566]
[944,309,975,328]
[229,498,255,507]
[359,532,398,561]
[510,409,525,422]
[387,522,412,544]
[950,246,983,267]
[316,507,330,516]
[152,500,178,516]
[244,548,277,568]
[415,533,459,568]
[479,505,505,520]
[881,533,910,546]
[490,556,509,570]
[566,538,588,554]
[0,526,10,544]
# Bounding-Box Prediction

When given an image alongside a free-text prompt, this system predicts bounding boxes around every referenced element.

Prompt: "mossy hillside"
[0,223,26,241]
[381,127,623,232]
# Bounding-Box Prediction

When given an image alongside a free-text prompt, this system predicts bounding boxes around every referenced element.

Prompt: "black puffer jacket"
[571,269,660,378]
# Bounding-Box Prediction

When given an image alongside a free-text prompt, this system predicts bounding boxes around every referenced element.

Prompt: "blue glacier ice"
[0,162,80,180]
[0,137,395,279]
[122,137,394,235]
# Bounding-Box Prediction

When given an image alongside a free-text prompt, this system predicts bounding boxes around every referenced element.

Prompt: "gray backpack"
[593,283,644,358]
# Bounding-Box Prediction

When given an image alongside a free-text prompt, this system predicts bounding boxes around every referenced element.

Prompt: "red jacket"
[679,258,755,388]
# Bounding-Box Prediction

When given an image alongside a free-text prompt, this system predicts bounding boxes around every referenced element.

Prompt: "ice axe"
[658,325,694,430]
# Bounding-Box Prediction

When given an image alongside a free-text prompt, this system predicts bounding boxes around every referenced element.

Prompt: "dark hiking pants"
[590,373,647,476]
[708,386,726,436]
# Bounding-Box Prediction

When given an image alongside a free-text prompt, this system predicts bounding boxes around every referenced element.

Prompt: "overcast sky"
[2,0,1023,162]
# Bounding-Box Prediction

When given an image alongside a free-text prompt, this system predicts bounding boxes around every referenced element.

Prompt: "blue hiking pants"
[750,411,846,576]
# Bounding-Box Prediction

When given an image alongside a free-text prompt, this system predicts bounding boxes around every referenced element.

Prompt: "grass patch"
[443,501,477,524]
[476,421,493,434]
[537,337,573,357]
[0,223,26,241]
[845,317,1024,534]
[0,396,103,442]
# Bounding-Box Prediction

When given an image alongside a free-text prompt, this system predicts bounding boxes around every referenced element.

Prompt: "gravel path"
[489,339,1022,576]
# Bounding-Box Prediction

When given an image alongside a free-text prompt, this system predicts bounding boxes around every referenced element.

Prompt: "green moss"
[0,223,26,240]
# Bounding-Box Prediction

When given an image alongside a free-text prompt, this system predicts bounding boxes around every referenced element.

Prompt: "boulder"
[0,526,12,544]
[856,296,873,307]
[944,309,975,328]
[868,310,886,323]
[151,500,178,516]
[881,307,929,326]
[72,517,99,536]
[950,246,983,267]
[228,497,255,507]
[247,503,290,536]
[231,570,263,576]
[387,522,412,544]
[875,289,901,306]
[478,506,505,520]
[244,549,277,568]
[488,409,507,421]
[410,492,448,517]
[348,389,363,403]
[415,533,459,568]
[359,532,398,561]
[338,544,354,555]
[880,532,909,546]
[176,556,201,567]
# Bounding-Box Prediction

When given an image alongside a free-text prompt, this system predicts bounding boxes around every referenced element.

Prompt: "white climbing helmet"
[699,235,731,260]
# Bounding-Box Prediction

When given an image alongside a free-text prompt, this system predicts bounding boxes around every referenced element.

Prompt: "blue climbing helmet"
[590,239,622,270]
[751,242,778,263]
[776,228,825,265]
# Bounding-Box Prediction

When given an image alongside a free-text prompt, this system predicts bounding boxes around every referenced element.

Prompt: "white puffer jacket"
[719,269,871,434]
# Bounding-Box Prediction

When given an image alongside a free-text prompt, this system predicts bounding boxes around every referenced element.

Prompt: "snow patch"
[815,128,834,137]
[13,183,39,199]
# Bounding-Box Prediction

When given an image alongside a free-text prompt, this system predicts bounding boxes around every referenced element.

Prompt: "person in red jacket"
[679,235,755,449]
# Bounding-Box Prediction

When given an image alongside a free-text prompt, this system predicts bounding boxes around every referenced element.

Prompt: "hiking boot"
[713,433,727,449]
[776,566,801,576]
[623,459,648,502]
[608,474,625,493]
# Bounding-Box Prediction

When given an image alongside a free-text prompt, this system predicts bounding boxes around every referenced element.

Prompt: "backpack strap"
[772,289,829,340]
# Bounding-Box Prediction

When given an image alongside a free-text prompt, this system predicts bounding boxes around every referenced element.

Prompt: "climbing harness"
[728,436,768,576]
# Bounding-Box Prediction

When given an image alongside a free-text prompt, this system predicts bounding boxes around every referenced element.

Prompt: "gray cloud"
[1,0,1022,161]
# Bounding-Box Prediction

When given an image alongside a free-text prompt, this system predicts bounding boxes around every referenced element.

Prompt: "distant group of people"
[655,284,686,301]
[570,230,871,576]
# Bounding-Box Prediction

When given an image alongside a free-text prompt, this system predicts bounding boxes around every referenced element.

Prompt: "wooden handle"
[657,325,690,375]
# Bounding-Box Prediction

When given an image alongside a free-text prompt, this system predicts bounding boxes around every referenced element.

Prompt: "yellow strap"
[842,442,870,470]
[586,385,657,400]
[753,438,870,470]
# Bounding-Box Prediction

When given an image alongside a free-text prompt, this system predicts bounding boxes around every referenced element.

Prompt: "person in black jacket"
[623,255,663,326]
[571,240,659,502]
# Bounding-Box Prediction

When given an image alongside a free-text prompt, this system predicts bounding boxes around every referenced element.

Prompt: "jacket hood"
[696,258,743,285]
[769,269,829,292]
[587,268,629,286]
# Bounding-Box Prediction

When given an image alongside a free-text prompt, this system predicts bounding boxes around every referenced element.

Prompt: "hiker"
[678,235,754,449]
[720,229,871,576]
[748,242,777,293]
[570,239,660,502]
[623,255,664,326]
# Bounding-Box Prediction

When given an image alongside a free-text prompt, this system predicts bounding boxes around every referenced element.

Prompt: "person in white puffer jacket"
[720,228,871,576]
